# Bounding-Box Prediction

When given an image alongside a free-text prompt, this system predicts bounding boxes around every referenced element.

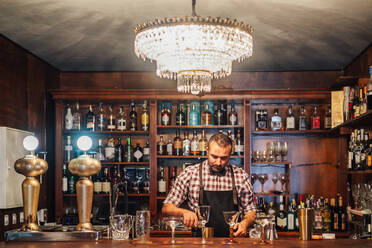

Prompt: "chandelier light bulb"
[77,136,92,152]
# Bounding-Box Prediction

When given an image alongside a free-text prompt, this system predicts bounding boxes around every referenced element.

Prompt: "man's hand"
[182,210,198,228]
[233,220,248,237]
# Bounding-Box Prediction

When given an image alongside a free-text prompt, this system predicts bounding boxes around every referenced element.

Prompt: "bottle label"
[107,124,115,130]
[183,140,190,155]
[174,140,182,149]
[235,144,244,153]
[142,113,149,127]
[190,113,199,125]
[229,115,237,125]
[134,150,143,159]
[271,116,282,131]
[348,151,353,169]
[94,182,102,193]
[287,213,294,230]
[65,116,73,130]
[191,141,199,153]
[299,117,307,130]
[98,116,105,129]
[158,180,166,193]
[199,141,207,152]
[105,147,115,160]
[117,119,127,130]
[286,117,295,129]
[102,182,111,193]
[65,145,72,151]
[62,178,68,192]
[333,213,339,230]
[143,147,150,155]
[176,114,185,125]
[312,116,320,129]
[162,115,170,125]
[314,212,323,230]
[368,155,372,167]
[167,144,173,155]
[277,217,287,228]
[87,121,94,129]
[324,117,331,129]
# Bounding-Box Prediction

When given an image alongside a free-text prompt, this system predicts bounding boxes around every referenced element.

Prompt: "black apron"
[199,163,239,237]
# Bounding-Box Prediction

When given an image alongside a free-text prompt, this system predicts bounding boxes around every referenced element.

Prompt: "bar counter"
[1,237,372,247]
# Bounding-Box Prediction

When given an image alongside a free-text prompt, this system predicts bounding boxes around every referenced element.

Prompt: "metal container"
[297,208,314,240]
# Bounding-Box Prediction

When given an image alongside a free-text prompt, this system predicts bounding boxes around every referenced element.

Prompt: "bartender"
[162,133,256,237]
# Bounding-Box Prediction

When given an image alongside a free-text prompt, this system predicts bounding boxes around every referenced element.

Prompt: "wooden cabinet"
[51,89,337,221]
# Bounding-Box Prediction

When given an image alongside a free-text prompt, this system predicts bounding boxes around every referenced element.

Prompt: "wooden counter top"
[1,237,372,247]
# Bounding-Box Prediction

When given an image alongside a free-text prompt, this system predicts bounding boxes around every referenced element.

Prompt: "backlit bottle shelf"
[251,130,331,135]
[63,193,150,197]
[157,155,244,159]
[63,130,149,135]
[157,125,244,129]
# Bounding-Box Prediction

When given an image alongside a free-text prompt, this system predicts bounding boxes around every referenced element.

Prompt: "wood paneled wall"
[344,44,372,77]
[58,71,342,90]
[0,34,59,214]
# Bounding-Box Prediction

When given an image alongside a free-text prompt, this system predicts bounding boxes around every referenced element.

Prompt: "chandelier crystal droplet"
[134,6,253,95]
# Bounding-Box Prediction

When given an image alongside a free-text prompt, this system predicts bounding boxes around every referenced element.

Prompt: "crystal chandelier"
[134,0,253,95]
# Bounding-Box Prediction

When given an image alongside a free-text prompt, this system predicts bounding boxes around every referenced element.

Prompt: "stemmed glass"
[257,173,268,194]
[271,173,279,191]
[222,211,240,244]
[279,173,288,193]
[163,216,183,244]
[253,216,271,245]
[280,141,288,161]
[273,142,280,161]
[251,174,258,193]
[195,205,211,244]
[267,142,275,162]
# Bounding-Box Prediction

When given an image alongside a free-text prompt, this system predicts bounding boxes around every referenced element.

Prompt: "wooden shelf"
[64,193,150,197]
[251,161,291,165]
[157,196,167,200]
[332,110,372,131]
[347,169,372,175]
[157,155,244,159]
[254,192,291,197]
[100,162,149,165]
[251,130,331,135]
[157,125,243,129]
[63,130,149,135]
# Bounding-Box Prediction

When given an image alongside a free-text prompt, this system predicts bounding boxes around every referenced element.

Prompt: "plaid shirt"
[164,160,256,215]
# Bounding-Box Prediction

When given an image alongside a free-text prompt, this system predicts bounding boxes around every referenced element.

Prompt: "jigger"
[68,136,101,231]
[14,136,48,231]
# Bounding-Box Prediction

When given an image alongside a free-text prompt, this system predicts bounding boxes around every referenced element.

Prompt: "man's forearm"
[240,211,256,228]
[162,203,187,217]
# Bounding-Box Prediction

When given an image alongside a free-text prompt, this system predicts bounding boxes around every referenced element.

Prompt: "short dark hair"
[208,133,232,149]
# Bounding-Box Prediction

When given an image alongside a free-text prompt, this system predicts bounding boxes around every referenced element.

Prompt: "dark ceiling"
[0,0,371,72]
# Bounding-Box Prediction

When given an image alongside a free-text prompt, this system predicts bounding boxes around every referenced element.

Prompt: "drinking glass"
[253,216,271,245]
[195,205,211,244]
[271,173,279,191]
[251,174,258,193]
[133,210,151,244]
[163,216,183,244]
[267,142,275,162]
[273,142,280,161]
[222,211,240,244]
[258,173,269,194]
[280,141,288,161]
[110,214,134,240]
[279,173,288,193]
[252,150,259,162]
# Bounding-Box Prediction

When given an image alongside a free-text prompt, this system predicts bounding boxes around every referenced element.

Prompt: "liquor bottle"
[158,167,166,196]
[115,137,124,162]
[174,130,183,156]
[72,102,81,130]
[201,104,213,125]
[65,104,73,130]
[322,198,331,232]
[190,131,199,156]
[266,201,276,216]
[122,168,131,193]
[271,108,282,131]
[313,198,323,232]
[324,105,332,129]
[129,100,138,131]
[105,138,115,162]
[157,136,166,155]
[116,106,127,131]
[175,103,186,126]
[62,164,68,193]
[330,198,339,231]
[93,171,102,194]
[338,197,346,231]
[227,130,236,155]
[299,105,307,130]
[367,65,372,110]
[169,166,177,191]
[166,139,173,156]
[228,103,238,125]
[132,169,141,194]
[360,88,367,115]
[68,174,75,194]
[286,105,295,130]
[107,105,116,131]
[291,198,299,231]
[125,137,133,162]
[366,143,372,169]
[311,105,321,130]
[97,102,106,131]
[276,196,287,231]
[86,105,95,131]
[141,100,149,131]
[102,167,111,194]
[143,140,150,162]
[256,109,268,130]
[214,103,226,125]
[65,136,73,162]
[199,130,208,156]
[96,139,105,161]
[133,143,144,162]
[111,166,121,187]
[182,131,191,156]
[161,106,171,126]
[189,104,200,126]
[352,87,360,119]
[143,169,150,194]
[235,129,244,156]
[287,202,295,231]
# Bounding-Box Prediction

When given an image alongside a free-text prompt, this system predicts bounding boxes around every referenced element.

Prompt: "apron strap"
[230,165,239,207]
[199,162,204,205]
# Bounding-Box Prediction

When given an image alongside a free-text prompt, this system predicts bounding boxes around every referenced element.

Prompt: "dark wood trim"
[149,100,158,217]
[54,100,64,221]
